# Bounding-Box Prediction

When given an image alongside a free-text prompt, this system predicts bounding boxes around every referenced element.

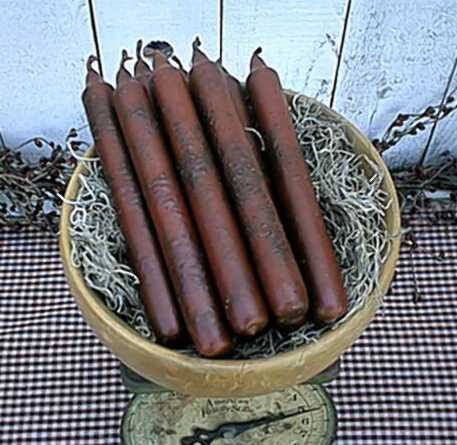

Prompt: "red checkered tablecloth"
[1,210,456,444]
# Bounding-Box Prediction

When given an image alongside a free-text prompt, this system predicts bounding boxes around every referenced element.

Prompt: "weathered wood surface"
[0,0,93,148]
[222,0,347,104]
[333,0,457,169]
[95,0,220,85]
[1,0,457,168]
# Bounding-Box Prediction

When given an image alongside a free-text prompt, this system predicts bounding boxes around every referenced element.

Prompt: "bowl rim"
[59,94,401,392]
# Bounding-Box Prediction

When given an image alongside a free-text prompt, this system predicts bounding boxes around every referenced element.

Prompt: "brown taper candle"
[81,56,182,344]
[150,50,269,337]
[113,51,232,357]
[247,48,348,323]
[133,40,155,101]
[189,41,309,327]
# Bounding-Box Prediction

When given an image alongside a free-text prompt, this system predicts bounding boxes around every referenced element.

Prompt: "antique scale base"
[119,361,339,444]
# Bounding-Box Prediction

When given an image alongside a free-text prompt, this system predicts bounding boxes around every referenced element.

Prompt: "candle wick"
[134,39,152,77]
[253,46,263,57]
[250,47,266,72]
[171,55,187,74]
[192,36,202,50]
[116,50,133,86]
[85,55,103,85]
[191,37,209,67]
[136,39,143,60]
[86,55,99,73]
[121,49,133,66]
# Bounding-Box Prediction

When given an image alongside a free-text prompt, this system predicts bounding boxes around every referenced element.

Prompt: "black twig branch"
[0,129,85,233]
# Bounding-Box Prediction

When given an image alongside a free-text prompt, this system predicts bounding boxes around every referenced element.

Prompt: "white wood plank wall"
[222,0,347,104]
[1,0,456,169]
[333,0,457,170]
[0,0,93,148]
[95,0,220,85]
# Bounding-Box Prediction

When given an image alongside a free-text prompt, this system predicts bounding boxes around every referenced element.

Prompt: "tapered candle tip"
[134,39,152,77]
[151,50,171,69]
[85,55,102,85]
[250,47,266,72]
[191,37,209,66]
[121,49,131,63]
[192,36,201,50]
[86,55,98,72]
[143,41,174,60]
[116,50,133,86]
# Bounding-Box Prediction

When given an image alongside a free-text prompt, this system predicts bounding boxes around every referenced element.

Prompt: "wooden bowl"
[59,95,401,397]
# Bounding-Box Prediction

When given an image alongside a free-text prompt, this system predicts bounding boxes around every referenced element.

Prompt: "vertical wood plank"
[0,0,93,146]
[333,0,457,169]
[222,0,348,104]
[95,0,220,85]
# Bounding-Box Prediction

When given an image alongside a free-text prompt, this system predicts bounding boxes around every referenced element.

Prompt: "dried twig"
[372,93,457,155]
[0,129,85,233]
[393,157,457,215]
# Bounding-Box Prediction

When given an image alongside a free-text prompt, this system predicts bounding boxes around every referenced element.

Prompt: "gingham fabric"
[1,210,456,444]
